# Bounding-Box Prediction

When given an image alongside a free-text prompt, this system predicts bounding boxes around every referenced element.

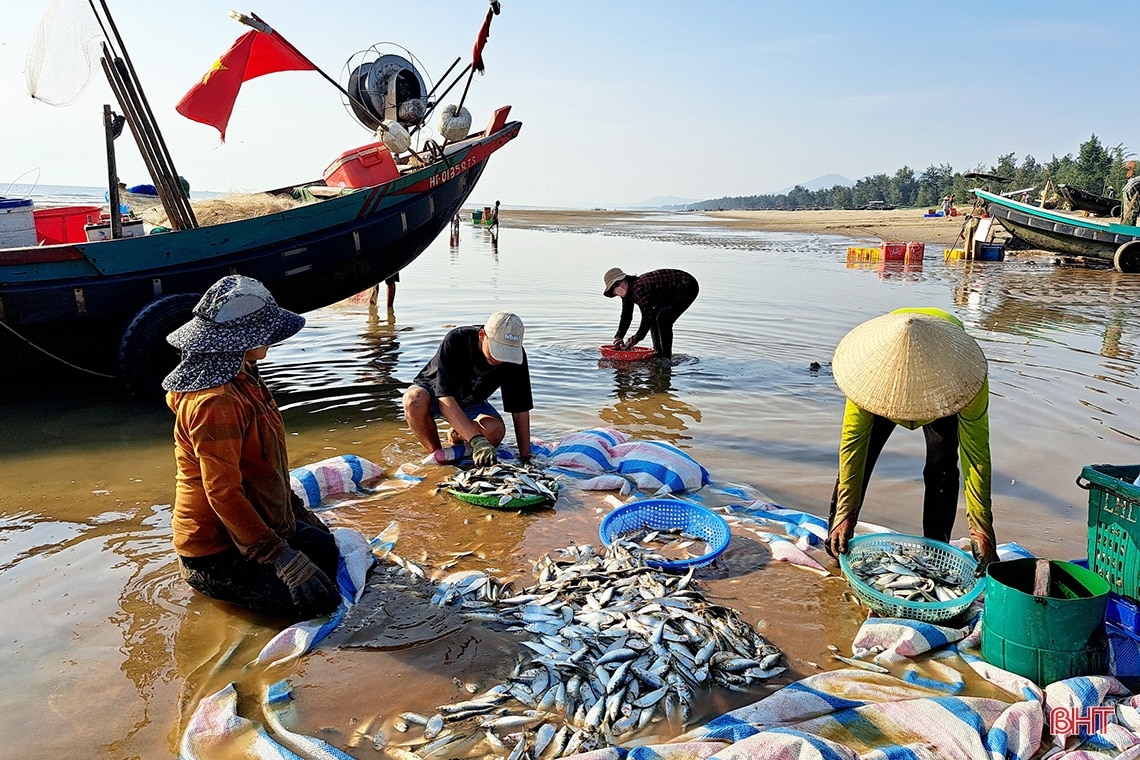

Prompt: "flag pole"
[238,12,369,116]
[441,1,499,149]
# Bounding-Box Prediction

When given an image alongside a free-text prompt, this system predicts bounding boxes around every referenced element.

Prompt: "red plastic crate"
[880,241,906,262]
[323,143,400,189]
[34,205,102,245]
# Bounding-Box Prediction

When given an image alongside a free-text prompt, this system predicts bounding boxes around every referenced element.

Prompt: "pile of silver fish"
[608,527,714,566]
[437,463,559,506]
[845,544,974,603]
[372,540,784,759]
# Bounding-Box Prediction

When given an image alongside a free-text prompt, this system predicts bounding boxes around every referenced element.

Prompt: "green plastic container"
[982,558,1109,684]
[1078,463,1140,600]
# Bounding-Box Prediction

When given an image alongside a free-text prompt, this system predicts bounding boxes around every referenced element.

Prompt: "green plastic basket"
[1078,464,1140,600]
[447,482,558,510]
[838,533,983,623]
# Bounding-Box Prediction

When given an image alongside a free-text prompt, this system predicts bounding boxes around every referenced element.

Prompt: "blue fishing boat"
[2,4,519,391]
[972,188,1140,273]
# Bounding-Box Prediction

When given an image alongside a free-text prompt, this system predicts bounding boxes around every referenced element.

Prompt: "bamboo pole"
[411,63,472,140]
[97,0,195,224]
[91,0,196,228]
[423,57,463,105]
[110,55,194,227]
[99,53,181,228]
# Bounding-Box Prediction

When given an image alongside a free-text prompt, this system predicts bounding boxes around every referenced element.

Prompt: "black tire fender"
[1114,241,1140,273]
[118,293,201,395]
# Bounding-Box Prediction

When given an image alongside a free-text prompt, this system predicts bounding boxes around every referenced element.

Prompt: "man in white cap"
[163,275,341,620]
[827,307,999,575]
[402,310,533,466]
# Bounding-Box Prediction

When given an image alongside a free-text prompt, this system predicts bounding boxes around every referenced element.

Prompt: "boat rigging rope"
[0,319,118,378]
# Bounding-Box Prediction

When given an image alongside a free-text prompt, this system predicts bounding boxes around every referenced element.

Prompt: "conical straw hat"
[833,312,987,420]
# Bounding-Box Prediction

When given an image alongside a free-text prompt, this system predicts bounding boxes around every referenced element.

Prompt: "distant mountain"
[773,174,853,195]
[624,196,699,209]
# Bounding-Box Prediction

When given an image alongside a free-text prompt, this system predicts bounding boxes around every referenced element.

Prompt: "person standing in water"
[602,267,699,360]
[825,307,999,576]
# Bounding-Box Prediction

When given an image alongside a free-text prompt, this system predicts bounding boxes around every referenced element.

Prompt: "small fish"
[832,654,890,673]
[422,713,444,739]
[399,711,429,726]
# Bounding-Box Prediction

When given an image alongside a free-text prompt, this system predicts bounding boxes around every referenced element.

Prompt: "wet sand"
[3,210,1137,758]
[501,207,971,246]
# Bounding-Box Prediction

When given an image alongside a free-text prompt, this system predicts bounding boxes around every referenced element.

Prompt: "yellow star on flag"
[201,59,228,85]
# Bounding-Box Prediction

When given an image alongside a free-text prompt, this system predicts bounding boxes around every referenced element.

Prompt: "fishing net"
[142,193,305,228]
[25,0,105,107]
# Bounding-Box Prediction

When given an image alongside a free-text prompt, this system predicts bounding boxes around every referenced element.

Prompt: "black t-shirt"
[413,325,533,412]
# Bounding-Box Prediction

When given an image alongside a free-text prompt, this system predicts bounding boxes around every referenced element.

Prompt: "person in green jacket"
[826,307,1000,575]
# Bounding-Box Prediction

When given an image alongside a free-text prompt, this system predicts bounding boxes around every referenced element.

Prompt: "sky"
[2,1,1139,209]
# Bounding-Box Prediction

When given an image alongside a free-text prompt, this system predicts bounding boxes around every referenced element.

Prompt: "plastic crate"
[323,143,399,189]
[1073,558,1140,635]
[1078,464,1140,601]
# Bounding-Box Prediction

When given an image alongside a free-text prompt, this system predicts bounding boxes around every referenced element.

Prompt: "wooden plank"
[1033,559,1052,597]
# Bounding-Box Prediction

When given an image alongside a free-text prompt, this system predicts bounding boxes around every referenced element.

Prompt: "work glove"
[969,529,1000,578]
[274,546,338,615]
[826,515,856,559]
[470,434,498,467]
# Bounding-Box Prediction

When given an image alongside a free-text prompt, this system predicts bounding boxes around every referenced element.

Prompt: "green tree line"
[683,135,1134,212]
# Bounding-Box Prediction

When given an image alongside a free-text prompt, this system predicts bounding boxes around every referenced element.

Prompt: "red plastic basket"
[598,345,656,361]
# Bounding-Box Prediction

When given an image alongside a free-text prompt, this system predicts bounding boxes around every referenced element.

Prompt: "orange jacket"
[166,367,296,563]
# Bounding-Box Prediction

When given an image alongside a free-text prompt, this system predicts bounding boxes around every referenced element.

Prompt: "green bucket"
[981,558,1109,684]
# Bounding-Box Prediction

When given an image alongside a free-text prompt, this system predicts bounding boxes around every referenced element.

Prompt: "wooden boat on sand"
[1057,184,1121,218]
[972,188,1140,272]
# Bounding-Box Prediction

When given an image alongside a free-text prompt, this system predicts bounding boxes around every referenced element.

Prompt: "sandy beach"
[497,207,971,246]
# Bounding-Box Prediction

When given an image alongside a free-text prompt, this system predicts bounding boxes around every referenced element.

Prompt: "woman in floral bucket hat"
[163,275,341,620]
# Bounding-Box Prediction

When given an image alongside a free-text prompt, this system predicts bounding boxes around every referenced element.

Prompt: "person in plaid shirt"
[602,267,699,359]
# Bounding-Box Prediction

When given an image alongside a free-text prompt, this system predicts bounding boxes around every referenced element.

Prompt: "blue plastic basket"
[838,533,984,623]
[599,499,730,570]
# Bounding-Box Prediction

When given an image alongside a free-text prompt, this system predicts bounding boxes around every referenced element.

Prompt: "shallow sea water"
[1,213,1138,757]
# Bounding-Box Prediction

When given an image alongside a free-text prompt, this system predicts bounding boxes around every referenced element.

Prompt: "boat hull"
[0,121,521,387]
[973,188,1140,262]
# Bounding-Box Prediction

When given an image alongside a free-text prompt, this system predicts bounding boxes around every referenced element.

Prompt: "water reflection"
[844,256,925,282]
[598,360,701,443]
[173,593,272,740]
[262,299,406,420]
[363,304,404,399]
[946,263,1140,365]
[875,261,925,281]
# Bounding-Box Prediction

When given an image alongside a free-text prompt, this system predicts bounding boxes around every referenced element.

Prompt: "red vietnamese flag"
[472,6,494,74]
[176,30,316,141]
